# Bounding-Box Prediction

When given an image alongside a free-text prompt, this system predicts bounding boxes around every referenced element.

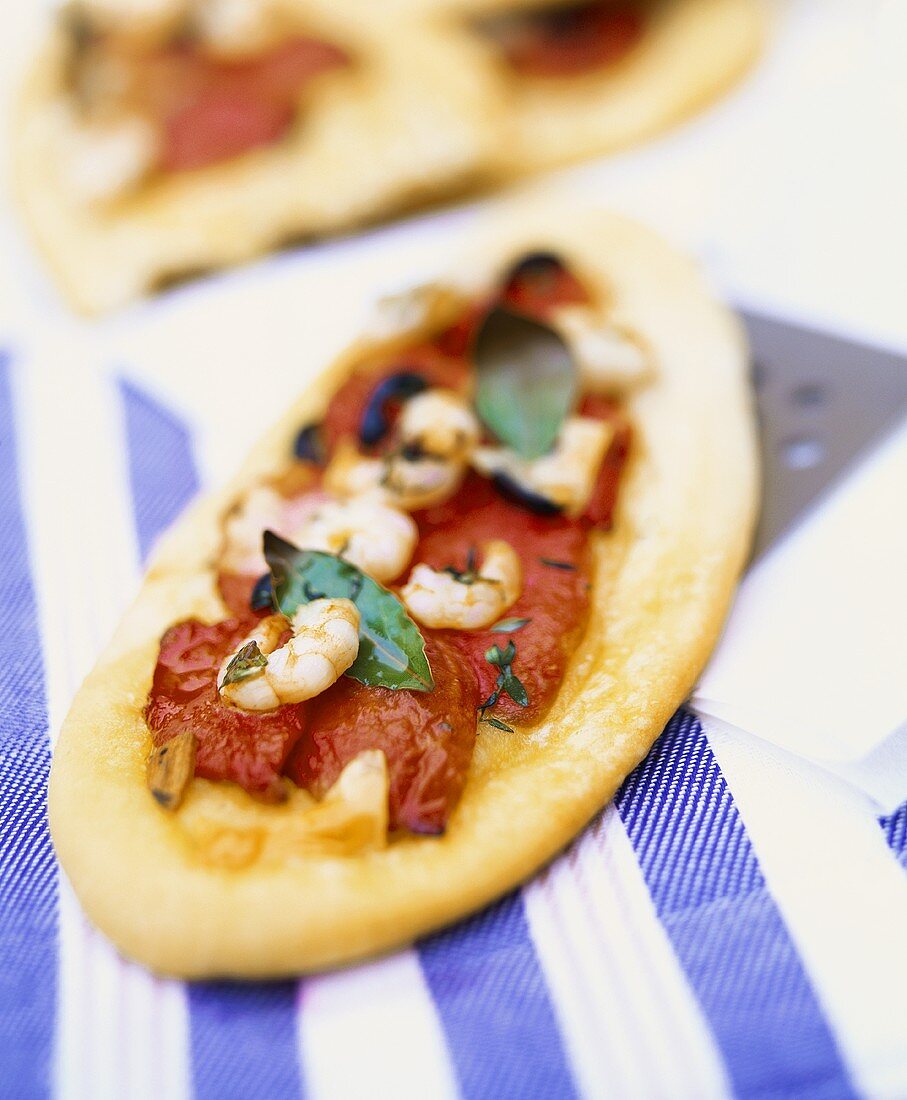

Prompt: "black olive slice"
[492,471,563,516]
[359,372,428,447]
[501,251,567,293]
[250,573,274,611]
[292,422,325,465]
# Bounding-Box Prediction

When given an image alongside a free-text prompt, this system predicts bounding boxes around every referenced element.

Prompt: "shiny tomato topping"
[284,636,480,833]
[146,617,304,799]
[135,36,349,172]
[218,571,262,618]
[580,394,633,529]
[415,474,592,722]
[147,255,634,831]
[501,256,590,316]
[497,3,645,78]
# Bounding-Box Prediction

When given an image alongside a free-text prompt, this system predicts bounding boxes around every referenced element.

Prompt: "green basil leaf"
[221,640,267,686]
[474,306,577,459]
[264,532,433,692]
[489,617,531,633]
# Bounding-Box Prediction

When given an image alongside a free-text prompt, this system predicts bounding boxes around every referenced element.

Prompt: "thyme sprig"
[443,546,487,586]
[479,638,529,727]
[489,616,530,633]
[481,715,514,733]
[539,557,576,571]
[221,640,267,687]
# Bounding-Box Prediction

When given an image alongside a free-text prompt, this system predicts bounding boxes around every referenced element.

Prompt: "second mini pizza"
[13,0,765,311]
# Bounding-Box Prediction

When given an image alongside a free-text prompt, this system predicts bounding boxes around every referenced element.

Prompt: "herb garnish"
[264,532,433,692]
[480,638,530,717]
[489,616,530,633]
[539,557,576,571]
[481,715,514,733]
[443,546,483,585]
[221,640,268,687]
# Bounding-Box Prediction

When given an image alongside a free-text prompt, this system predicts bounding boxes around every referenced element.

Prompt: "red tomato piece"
[144,36,349,171]
[146,618,305,800]
[579,394,633,529]
[284,635,480,834]
[500,4,645,78]
[414,474,592,722]
[501,256,590,317]
[162,94,293,171]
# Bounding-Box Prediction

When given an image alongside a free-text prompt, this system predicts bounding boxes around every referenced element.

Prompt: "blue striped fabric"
[617,712,857,1100]
[0,356,57,1100]
[188,983,303,1100]
[880,803,907,869]
[419,892,578,1100]
[119,378,200,561]
[118,380,304,1100]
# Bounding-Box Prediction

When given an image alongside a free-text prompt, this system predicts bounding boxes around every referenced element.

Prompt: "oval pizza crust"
[49,208,758,977]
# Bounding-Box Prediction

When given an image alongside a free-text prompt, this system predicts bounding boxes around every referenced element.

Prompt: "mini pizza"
[458,0,765,176]
[14,0,764,313]
[12,0,500,313]
[49,209,758,977]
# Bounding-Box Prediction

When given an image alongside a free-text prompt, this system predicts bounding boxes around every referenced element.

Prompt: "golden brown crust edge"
[48,208,758,977]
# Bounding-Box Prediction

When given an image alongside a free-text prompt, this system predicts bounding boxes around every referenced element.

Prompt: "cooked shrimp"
[473,417,613,517]
[554,306,652,393]
[221,486,285,575]
[291,496,417,584]
[221,484,327,575]
[324,439,464,511]
[218,599,360,711]
[397,389,480,461]
[400,540,522,630]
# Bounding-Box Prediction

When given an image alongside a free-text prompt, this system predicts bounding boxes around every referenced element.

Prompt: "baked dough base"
[478,0,766,175]
[49,207,758,977]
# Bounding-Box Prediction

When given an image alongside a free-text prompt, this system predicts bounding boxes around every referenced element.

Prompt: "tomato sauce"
[146,617,305,799]
[285,636,480,834]
[217,572,262,618]
[490,2,645,79]
[415,474,591,722]
[148,255,632,831]
[580,394,633,530]
[501,257,589,317]
[103,35,349,173]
